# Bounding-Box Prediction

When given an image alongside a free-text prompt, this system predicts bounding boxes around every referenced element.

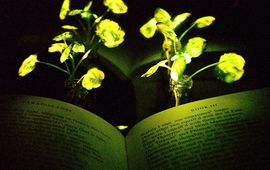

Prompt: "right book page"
[126,87,270,170]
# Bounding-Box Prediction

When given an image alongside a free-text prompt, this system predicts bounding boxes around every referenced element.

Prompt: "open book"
[0,87,269,169]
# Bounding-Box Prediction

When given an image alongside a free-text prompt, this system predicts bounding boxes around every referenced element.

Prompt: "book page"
[126,88,270,169]
[0,95,127,170]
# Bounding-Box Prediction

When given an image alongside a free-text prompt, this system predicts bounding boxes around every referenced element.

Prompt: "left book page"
[0,95,127,170]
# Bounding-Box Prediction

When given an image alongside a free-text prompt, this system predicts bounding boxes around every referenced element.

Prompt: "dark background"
[0,0,269,127]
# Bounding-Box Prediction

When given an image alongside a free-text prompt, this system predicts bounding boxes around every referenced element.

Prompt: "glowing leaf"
[172,13,191,28]
[116,125,128,130]
[103,0,128,14]
[60,44,72,63]
[94,16,102,24]
[215,53,245,83]
[53,32,73,41]
[18,54,39,77]
[141,60,168,77]
[139,18,157,38]
[61,25,78,30]
[84,1,93,11]
[195,16,215,28]
[59,0,70,20]
[170,56,186,81]
[81,49,91,60]
[157,23,177,40]
[68,9,84,16]
[154,8,174,28]
[81,11,92,19]
[48,43,67,53]
[82,68,105,90]
[72,43,85,53]
[154,8,171,23]
[96,19,125,48]
[184,37,206,57]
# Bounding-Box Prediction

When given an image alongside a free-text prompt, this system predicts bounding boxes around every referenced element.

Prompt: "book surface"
[126,87,270,169]
[1,87,269,169]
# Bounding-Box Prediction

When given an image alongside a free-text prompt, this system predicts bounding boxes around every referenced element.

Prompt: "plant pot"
[169,74,193,106]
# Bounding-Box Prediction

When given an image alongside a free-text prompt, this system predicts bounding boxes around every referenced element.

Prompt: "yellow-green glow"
[141,60,168,77]
[154,8,175,29]
[194,16,215,28]
[59,0,70,20]
[60,44,72,63]
[215,53,245,83]
[82,68,105,90]
[96,19,125,48]
[154,8,171,23]
[139,18,157,38]
[156,23,177,40]
[81,11,92,19]
[48,43,67,53]
[83,1,93,11]
[172,13,191,28]
[68,9,84,16]
[116,125,129,130]
[170,56,186,81]
[103,0,128,14]
[61,25,78,30]
[53,32,73,41]
[18,0,128,93]
[18,54,39,77]
[72,43,85,53]
[184,37,206,57]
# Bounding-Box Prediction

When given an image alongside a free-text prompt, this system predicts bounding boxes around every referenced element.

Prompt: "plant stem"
[69,54,76,71]
[74,50,91,72]
[77,18,88,34]
[38,61,69,75]
[173,89,180,106]
[64,62,71,75]
[188,61,220,80]
[178,23,196,42]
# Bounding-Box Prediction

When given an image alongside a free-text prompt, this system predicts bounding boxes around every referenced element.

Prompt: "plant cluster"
[18,0,128,90]
[139,8,245,106]
[18,4,246,107]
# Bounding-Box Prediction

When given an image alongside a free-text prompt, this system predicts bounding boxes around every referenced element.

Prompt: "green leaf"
[81,11,92,19]
[184,37,206,58]
[141,60,168,77]
[172,13,191,28]
[82,67,105,90]
[156,23,177,40]
[53,32,73,41]
[48,43,67,53]
[154,8,171,23]
[194,16,215,28]
[96,19,125,48]
[103,0,128,14]
[81,49,91,60]
[72,42,85,53]
[60,44,73,63]
[154,8,174,29]
[68,9,84,16]
[170,56,186,81]
[84,1,93,11]
[18,54,39,77]
[139,18,157,38]
[59,0,70,20]
[61,25,78,30]
[215,53,245,83]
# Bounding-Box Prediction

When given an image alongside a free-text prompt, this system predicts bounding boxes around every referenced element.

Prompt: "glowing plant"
[140,8,245,106]
[18,0,127,93]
